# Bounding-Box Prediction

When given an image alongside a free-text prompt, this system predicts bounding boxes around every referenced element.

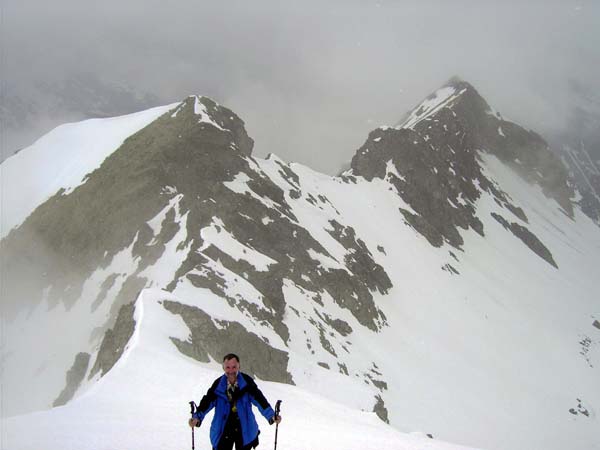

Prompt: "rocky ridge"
[1,95,391,418]
[561,142,600,223]
[350,78,570,267]
[1,79,596,434]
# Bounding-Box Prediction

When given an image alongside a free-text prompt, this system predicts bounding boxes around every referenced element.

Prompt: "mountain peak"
[169,95,254,156]
[444,75,473,90]
[396,77,485,130]
[350,79,574,252]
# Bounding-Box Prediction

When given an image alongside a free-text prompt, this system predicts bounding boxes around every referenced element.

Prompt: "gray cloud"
[3,0,599,173]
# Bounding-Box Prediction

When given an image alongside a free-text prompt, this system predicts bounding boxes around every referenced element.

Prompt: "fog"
[3,0,599,174]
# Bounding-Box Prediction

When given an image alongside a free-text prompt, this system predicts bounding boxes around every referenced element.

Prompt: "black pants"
[215,412,259,450]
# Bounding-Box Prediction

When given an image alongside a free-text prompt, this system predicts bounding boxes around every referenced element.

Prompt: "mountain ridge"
[2,79,599,450]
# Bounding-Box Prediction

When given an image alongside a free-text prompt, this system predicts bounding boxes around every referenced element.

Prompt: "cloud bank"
[4,0,599,173]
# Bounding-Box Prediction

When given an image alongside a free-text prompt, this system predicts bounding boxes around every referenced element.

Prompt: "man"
[189,353,282,450]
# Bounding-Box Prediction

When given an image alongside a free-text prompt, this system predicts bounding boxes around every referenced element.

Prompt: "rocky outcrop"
[373,394,389,423]
[53,352,91,407]
[163,300,293,384]
[350,78,570,257]
[490,212,557,268]
[351,100,487,248]
[0,96,253,317]
[89,302,136,379]
[560,143,600,223]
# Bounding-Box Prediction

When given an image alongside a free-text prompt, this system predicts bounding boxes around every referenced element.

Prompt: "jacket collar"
[217,372,247,394]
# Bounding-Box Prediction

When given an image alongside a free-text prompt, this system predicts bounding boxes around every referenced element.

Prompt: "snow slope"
[3,289,478,450]
[277,157,600,450]
[0,103,179,237]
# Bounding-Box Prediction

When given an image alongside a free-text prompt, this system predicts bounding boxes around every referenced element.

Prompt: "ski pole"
[273,400,282,450]
[189,401,197,450]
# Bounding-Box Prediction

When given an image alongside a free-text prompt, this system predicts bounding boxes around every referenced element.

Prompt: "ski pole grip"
[274,400,282,415]
[189,401,196,415]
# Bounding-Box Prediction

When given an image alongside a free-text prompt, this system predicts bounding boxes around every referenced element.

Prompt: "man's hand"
[270,415,282,425]
[188,418,201,428]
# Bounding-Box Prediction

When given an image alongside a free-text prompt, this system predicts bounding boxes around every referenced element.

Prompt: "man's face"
[223,358,240,383]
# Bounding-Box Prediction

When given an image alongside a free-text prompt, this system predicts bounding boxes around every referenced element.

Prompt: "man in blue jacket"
[188,353,282,450]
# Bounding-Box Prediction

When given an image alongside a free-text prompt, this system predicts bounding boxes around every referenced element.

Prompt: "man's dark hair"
[223,353,240,363]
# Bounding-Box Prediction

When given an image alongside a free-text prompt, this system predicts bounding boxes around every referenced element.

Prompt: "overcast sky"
[3,0,599,174]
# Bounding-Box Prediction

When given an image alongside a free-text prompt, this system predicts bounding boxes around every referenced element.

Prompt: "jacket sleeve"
[193,377,220,422]
[244,374,275,421]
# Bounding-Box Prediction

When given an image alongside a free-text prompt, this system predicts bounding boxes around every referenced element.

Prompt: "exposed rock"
[351,113,485,248]
[53,352,91,406]
[373,394,389,423]
[132,207,181,272]
[350,78,573,251]
[491,213,557,268]
[438,79,573,216]
[327,220,392,294]
[273,158,300,188]
[365,372,388,391]
[578,335,594,368]
[569,398,591,418]
[89,302,136,379]
[91,273,120,312]
[0,95,252,319]
[318,328,337,357]
[562,142,600,223]
[322,314,353,337]
[162,300,294,384]
[442,263,460,275]
[158,131,391,335]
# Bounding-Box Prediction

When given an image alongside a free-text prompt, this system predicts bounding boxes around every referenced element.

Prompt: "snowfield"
[3,289,479,450]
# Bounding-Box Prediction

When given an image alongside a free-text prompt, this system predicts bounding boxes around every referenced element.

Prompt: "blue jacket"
[193,372,276,448]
